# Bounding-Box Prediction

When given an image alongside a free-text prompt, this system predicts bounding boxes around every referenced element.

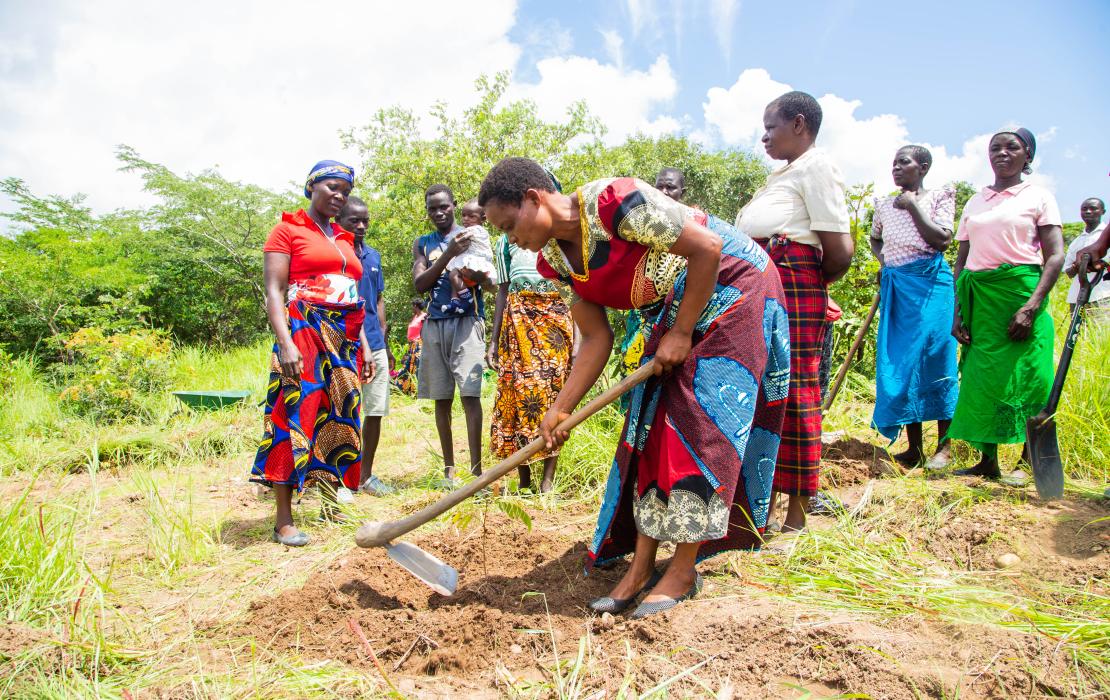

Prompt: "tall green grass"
[0,484,142,697]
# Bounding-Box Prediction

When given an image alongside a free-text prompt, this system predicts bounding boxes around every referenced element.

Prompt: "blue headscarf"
[304,160,354,198]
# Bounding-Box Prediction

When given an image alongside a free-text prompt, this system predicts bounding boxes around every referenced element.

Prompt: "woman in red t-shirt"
[251,160,373,547]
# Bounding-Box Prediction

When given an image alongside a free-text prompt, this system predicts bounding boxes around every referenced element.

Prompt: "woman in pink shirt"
[946,129,1064,482]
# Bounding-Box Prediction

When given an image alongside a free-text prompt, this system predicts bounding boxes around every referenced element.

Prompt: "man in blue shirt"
[338,197,395,496]
[412,184,492,488]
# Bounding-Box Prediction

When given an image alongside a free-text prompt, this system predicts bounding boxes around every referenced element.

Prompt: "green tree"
[341,72,604,340]
[0,181,149,355]
[116,146,299,346]
[563,134,767,220]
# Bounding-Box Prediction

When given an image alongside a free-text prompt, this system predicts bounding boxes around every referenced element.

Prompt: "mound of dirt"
[225,508,1100,698]
[231,521,612,678]
[821,436,893,487]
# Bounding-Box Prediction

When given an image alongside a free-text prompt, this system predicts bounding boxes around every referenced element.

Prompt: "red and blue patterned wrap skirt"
[587,217,790,570]
[251,299,365,491]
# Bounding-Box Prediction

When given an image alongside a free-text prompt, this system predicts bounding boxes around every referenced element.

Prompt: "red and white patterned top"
[871,187,955,267]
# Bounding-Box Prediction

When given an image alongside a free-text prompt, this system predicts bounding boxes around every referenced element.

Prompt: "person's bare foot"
[781,494,808,532]
[924,443,952,472]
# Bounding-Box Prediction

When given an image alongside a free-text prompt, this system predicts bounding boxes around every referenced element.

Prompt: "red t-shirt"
[264,209,363,305]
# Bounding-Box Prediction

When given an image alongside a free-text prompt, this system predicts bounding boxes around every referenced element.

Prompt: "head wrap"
[994,128,1036,174]
[304,160,354,198]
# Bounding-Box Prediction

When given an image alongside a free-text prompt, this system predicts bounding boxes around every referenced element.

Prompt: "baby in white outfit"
[441,199,496,315]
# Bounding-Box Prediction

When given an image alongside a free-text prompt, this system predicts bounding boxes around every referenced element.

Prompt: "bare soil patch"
[226,502,1099,698]
[820,436,894,488]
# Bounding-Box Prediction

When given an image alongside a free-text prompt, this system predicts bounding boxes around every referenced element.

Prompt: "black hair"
[425,183,454,202]
[478,157,557,207]
[898,145,933,172]
[656,167,686,185]
[773,91,823,136]
[1082,197,1106,210]
[339,195,367,216]
[411,297,426,310]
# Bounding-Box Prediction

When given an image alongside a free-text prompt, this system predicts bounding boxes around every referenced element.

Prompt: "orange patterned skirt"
[489,290,573,461]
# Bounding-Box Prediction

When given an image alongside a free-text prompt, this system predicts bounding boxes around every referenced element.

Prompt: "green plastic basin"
[172,390,252,410]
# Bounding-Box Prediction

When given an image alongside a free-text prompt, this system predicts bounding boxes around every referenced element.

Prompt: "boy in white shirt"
[1063,197,1109,314]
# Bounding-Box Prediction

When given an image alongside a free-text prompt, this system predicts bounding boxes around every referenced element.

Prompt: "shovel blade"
[386,541,458,596]
[1026,415,1064,500]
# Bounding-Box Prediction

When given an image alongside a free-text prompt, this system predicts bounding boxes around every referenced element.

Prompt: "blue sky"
[509,0,1109,218]
[2,0,1107,222]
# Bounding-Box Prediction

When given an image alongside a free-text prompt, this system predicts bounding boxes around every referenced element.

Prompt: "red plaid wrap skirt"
[759,238,827,496]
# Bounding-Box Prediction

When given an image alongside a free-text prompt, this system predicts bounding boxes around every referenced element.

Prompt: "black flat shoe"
[629,573,703,620]
[953,462,1002,479]
[589,569,662,614]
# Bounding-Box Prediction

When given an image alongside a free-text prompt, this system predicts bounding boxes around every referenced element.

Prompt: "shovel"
[1026,254,1104,500]
[354,360,658,595]
[823,290,881,412]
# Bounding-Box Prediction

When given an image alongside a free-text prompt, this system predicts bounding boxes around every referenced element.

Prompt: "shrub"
[57,328,172,421]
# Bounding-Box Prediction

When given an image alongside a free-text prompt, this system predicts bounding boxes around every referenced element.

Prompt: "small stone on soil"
[994,553,1021,568]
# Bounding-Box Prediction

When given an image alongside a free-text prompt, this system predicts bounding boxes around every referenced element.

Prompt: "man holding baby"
[412,184,494,488]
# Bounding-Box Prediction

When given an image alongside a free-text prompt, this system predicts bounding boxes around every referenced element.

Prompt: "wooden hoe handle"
[355,361,657,547]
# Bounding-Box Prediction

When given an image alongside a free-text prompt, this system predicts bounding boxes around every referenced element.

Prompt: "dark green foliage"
[563,134,768,220]
[343,73,767,345]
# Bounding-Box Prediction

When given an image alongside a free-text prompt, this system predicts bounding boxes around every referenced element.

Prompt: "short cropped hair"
[656,167,685,184]
[425,183,454,202]
[478,157,557,207]
[773,91,823,136]
[1083,197,1106,210]
[340,195,367,212]
[899,145,933,171]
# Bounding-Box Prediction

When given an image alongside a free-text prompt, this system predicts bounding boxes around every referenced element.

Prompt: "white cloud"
[600,29,624,69]
[703,68,789,145]
[702,68,1055,196]
[509,54,679,144]
[0,0,521,211]
[623,0,658,38]
[710,0,741,64]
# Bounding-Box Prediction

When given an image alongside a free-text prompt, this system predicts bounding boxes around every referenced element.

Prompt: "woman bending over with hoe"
[479,158,789,619]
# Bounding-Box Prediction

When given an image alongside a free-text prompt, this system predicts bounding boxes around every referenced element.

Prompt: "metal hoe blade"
[1026,415,1064,500]
[385,541,458,596]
